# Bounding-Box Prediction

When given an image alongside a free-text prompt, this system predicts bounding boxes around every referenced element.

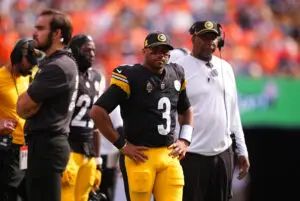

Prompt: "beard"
[77,55,92,73]
[35,32,53,52]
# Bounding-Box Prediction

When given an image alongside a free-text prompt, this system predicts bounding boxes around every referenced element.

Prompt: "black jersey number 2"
[157,97,171,135]
[71,94,98,128]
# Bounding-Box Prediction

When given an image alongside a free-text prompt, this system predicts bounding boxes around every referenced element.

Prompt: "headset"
[216,23,225,51]
[10,38,38,65]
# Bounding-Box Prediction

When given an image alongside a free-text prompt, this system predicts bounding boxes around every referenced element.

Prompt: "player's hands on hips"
[120,142,149,165]
[237,155,250,180]
[168,139,189,160]
[0,119,17,135]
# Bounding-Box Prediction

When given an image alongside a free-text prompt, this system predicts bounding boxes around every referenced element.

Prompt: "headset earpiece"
[217,23,225,51]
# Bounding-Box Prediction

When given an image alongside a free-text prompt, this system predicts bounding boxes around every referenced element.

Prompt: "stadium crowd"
[0,0,299,79]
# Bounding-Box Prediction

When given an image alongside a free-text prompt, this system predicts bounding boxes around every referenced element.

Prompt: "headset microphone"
[217,23,225,51]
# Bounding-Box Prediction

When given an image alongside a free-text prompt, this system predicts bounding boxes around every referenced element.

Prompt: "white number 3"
[157,97,171,135]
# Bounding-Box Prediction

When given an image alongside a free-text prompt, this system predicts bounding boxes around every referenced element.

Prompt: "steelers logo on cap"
[204,21,214,29]
[157,34,167,42]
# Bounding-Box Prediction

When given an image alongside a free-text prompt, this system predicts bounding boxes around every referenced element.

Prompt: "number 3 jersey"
[110,64,190,147]
[69,68,102,145]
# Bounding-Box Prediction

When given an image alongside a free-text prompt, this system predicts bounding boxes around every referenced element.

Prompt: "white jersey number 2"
[157,97,171,135]
[71,94,98,128]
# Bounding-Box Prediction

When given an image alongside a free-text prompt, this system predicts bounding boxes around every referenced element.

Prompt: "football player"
[61,34,102,201]
[90,31,194,201]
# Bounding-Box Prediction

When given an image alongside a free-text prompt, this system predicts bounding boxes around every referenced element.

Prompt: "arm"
[17,64,68,119]
[231,94,250,180]
[230,68,250,180]
[93,129,101,158]
[90,105,121,147]
[177,81,194,144]
[91,67,128,148]
[230,72,248,158]
[169,85,194,159]
[17,92,40,119]
[90,86,127,149]
[93,72,105,161]
[90,85,149,164]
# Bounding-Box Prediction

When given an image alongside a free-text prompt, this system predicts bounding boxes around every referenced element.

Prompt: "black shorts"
[0,144,25,188]
[27,134,70,176]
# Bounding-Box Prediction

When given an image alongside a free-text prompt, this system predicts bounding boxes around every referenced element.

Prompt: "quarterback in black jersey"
[61,34,102,201]
[90,32,194,201]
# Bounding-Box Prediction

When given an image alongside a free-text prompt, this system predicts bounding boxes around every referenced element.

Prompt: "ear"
[52,29,62,42]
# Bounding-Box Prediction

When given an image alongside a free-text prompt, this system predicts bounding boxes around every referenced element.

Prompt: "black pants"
[27,171,62,201]
[180,147,234,201]
[99,154,118,201]
[26,134,70,201]
[0,144,27,201]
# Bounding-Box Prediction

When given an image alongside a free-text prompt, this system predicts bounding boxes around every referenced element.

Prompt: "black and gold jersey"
[69,68,102,142]
[110,63,188,147]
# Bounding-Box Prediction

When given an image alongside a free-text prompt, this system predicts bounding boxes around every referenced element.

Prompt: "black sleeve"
[177,89,191,114]
[94,85,127,114]
[173,63,191,114]
[27,65,67,103]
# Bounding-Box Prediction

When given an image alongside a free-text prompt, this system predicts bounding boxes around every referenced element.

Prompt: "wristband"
[113,136,126,150]
[179,124,193,144]
[95,157,103,166]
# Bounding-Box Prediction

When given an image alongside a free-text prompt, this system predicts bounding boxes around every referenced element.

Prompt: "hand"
[237,155,250,180]
[168,139,189,160]
[120,142,149,165]
[0,119,17,135]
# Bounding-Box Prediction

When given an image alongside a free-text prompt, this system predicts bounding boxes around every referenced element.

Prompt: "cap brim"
[196,29,220,36]
[147,42,174,50]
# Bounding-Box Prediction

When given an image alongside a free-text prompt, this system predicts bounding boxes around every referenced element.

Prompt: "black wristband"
[113,136,126,149]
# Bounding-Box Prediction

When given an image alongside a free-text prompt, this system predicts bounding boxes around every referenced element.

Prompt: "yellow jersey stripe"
[110,78,130,95]
[112,72,127,80]
[180,80,187,91]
